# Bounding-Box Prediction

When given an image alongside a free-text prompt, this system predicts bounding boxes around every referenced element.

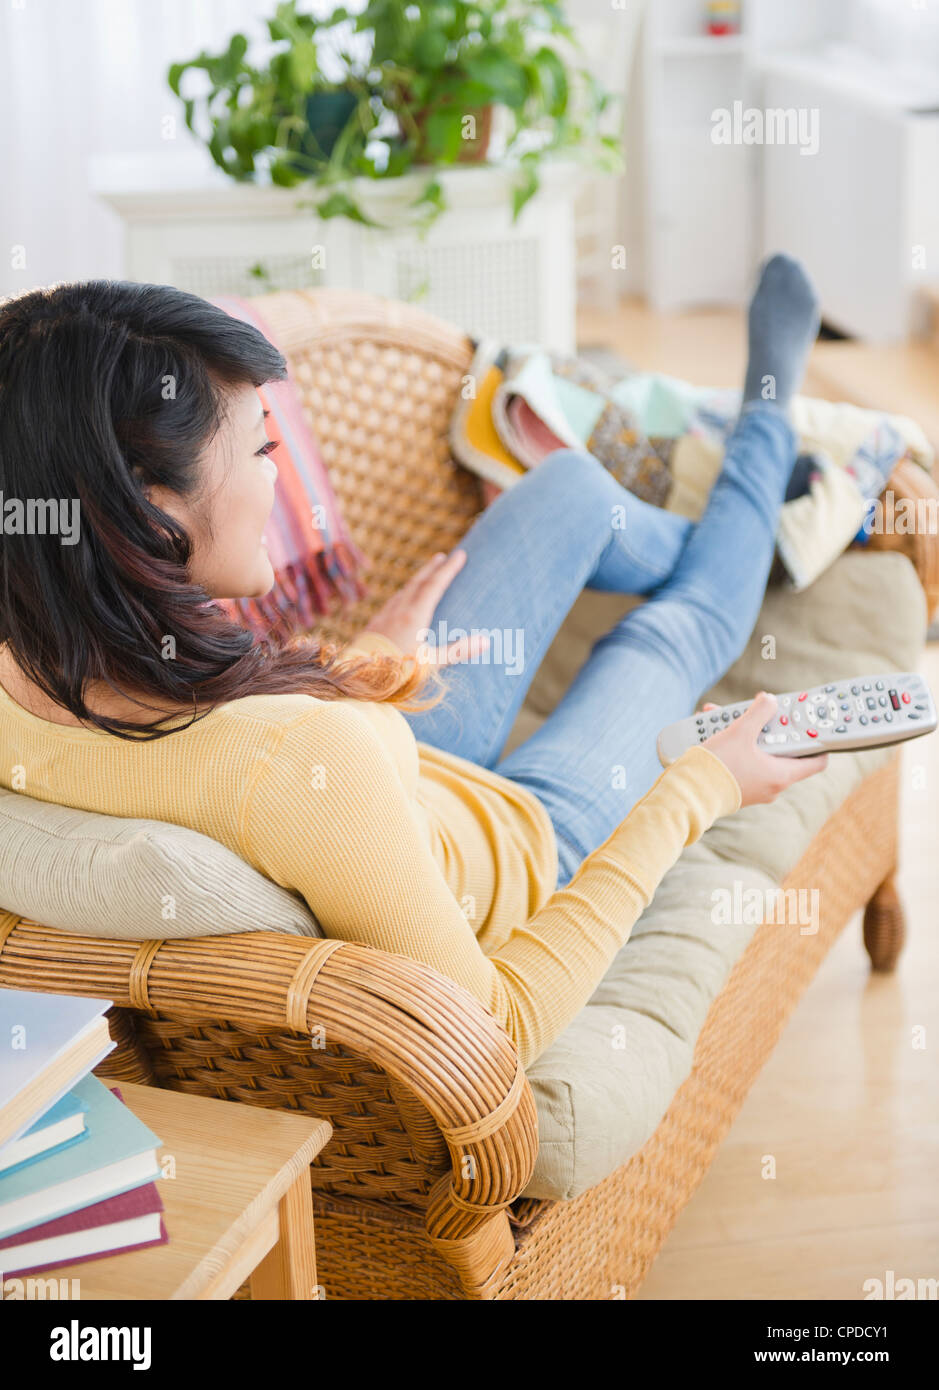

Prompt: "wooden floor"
[578,298,939,1300]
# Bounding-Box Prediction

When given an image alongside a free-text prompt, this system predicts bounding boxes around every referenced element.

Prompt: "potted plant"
[168,0,620,229]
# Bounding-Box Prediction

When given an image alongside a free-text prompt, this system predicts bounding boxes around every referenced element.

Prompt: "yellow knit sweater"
[0,634,741,1068]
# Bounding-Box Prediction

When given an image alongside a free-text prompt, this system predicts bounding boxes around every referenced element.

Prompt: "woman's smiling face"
[147,383,280,600]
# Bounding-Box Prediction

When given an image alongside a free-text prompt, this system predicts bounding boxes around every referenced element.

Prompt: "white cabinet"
[758,54,939,342]
[636,1,757,310]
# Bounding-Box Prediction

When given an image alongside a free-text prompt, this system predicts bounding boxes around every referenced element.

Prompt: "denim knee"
[522,450,620,530]
[530,448,611,497]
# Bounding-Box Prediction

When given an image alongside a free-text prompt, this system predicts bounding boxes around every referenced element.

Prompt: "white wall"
[615,0,939,327]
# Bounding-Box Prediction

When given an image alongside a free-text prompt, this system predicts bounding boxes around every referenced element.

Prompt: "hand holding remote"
[694,692,829,807]
[660,672,936,771]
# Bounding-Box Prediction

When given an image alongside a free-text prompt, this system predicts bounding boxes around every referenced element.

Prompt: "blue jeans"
[403,404,797,887]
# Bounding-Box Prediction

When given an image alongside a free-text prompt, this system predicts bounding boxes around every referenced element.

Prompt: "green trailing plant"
[168,0,620,229]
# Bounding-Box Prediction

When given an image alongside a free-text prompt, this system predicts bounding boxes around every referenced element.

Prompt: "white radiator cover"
[91,153,578,352]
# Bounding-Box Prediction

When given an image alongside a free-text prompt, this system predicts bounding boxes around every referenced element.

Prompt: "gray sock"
[743,254,820,415]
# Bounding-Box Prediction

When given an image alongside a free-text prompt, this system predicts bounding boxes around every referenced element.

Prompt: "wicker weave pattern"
[134,1021,448,1204]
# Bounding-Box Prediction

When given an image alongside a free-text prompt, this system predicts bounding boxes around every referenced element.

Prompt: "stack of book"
[0,988,166,1279]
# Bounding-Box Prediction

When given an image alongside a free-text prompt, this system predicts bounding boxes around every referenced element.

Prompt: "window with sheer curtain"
[0,0,295,297]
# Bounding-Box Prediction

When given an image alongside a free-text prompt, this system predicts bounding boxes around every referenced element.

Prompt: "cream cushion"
[0,791,322,939]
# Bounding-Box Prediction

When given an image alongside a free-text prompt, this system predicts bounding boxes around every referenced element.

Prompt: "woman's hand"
[698,691,829,807]
[363,549,490,666]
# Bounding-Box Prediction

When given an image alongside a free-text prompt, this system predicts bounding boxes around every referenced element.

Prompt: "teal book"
[0,1075,161,1241]
[0,1091,90,1179]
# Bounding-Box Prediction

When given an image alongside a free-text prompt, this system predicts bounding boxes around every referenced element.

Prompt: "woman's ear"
[145,482,190,530]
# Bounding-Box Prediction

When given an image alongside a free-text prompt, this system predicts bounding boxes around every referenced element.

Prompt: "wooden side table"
[47,1083,331,1300]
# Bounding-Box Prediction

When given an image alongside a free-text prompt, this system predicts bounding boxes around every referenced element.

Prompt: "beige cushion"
[0,791,322,940]
[520,551,926,1200]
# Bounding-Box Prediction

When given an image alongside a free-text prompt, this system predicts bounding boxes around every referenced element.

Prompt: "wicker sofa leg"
[424,1174,516,1299]
[863,873,907,972]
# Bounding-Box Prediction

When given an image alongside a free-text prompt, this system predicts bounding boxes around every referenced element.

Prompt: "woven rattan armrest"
[0,916,537,1295]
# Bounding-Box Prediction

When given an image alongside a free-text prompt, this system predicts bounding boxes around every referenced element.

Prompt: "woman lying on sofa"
[0,256,828,1070]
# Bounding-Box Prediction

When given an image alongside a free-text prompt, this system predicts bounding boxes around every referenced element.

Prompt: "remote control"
[657,672,937,764]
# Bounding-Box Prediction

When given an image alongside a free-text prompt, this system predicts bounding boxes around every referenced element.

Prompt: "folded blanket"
[212,296,364,638]
[451,343,934,591]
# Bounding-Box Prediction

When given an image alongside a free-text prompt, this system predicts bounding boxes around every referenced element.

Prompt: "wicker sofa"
[1,288,937,1300]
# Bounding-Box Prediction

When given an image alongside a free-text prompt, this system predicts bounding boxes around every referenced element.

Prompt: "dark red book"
[0,1179,166,1277]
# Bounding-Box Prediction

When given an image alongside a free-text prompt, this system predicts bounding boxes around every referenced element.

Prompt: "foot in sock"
[742,254,820,416]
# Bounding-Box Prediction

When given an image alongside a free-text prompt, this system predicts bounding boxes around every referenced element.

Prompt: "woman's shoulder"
[208,690,323,730]
[208,690,409,750]
[227,693,417,822]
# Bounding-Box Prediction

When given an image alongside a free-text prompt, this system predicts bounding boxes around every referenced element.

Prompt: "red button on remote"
[807,729,819,738]
[798,692,807,701]
[779,716,789,725]
[902,692,911,704]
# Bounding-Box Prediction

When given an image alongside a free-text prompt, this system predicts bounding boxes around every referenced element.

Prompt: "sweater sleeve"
[240,702,741,1070]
